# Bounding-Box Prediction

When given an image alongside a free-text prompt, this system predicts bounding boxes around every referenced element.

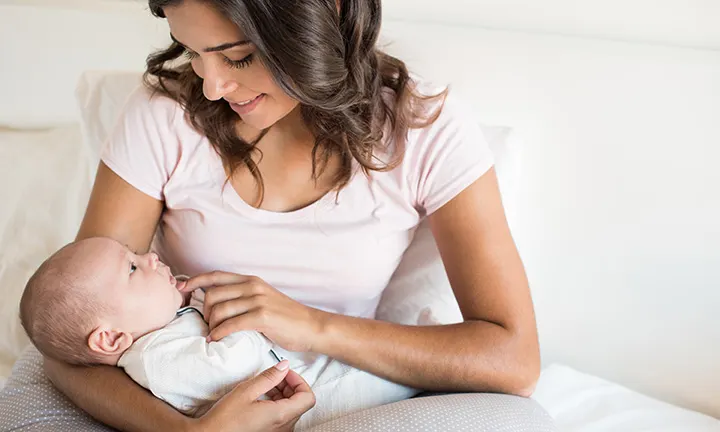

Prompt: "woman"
[44,0,540,430]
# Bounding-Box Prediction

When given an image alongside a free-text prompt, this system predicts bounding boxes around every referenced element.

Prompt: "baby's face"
[112,246,184,335]
[81,238,185,336]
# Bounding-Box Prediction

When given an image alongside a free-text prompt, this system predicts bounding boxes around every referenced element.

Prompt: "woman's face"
[164,0,299,130]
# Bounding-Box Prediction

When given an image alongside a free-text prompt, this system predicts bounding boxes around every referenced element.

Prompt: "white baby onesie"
[118,290,283,415]
[118,290,419,428]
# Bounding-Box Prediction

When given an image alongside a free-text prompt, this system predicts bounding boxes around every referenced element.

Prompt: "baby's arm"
[120,313,273,415]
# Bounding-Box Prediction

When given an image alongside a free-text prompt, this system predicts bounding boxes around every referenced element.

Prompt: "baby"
[20,237,418,427]
[20,237,293,416]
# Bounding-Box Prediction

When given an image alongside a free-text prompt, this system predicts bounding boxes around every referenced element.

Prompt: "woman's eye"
[223,53,254,69]
[184,50,199,60]
[130,263,137,275]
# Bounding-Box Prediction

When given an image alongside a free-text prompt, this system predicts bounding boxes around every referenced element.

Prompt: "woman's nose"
[147,252,159,270]
[203,62,239,101]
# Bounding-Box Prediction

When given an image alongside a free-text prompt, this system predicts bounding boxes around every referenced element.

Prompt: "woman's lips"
[229,94,264,115]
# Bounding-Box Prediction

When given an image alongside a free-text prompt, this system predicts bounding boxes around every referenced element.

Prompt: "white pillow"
[76,71,148,162]
[74,71,519,328]
[0,125,94,375]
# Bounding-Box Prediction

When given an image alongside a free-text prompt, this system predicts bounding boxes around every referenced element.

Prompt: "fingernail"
[206,335,212,342]
[275,360,289,371]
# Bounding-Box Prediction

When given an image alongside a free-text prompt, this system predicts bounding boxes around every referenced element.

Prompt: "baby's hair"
[19,243,109,366]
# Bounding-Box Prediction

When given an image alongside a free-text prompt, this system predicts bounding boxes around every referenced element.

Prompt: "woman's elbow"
[512,366,540,398]
[473,327,541,398]
[507,334,541,398]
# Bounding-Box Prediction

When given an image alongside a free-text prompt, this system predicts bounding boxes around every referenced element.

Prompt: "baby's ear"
[88,327,134,357]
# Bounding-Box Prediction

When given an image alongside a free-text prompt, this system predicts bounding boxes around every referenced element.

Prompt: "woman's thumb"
[242,361,290,400]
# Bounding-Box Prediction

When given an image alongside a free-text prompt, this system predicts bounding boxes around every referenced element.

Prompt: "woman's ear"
[88,326,134,357]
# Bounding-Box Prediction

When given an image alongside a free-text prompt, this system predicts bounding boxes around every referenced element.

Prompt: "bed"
[1,0,718,430]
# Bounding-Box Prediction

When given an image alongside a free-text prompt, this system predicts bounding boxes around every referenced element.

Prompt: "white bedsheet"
[534,365,720,431]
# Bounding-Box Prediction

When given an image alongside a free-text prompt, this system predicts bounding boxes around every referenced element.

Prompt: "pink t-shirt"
[102,84,494,319]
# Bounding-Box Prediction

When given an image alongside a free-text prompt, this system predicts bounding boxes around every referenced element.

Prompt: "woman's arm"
[46,357,315,432]
[191,168,540,396]
[45,357,190,432]
[75,163,162,253]
[313,167,540,395]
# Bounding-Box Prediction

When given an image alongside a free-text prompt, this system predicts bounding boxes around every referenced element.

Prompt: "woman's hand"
[190,360,316,432]
[181,272,327,352]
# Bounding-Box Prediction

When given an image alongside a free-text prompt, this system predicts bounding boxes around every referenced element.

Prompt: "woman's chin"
[237,113,278,131]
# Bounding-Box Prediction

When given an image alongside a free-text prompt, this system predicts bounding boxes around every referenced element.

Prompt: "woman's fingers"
[284,369,313,397]
[276,370,316,413]
[208,309,265,341]
[203,281,265,318]
[266,387,282,401]
[275,378,289,393]
[206,296,261,330]
[232,360,290,402]
[181,271,256,293]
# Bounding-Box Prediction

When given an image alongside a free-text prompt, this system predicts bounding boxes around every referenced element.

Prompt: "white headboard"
[2,0,718,127]
[2,0,719,418]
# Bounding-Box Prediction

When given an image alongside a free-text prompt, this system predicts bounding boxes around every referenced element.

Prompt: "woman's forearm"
[44,357,191,432]
[312,314,539,396]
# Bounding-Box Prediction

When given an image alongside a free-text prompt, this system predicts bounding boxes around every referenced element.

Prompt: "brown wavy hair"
[145,0,446,203]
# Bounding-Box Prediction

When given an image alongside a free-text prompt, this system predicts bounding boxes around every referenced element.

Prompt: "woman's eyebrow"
[170,34,250,52]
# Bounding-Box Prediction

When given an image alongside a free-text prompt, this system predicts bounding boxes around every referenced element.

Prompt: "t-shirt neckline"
[209,148,340,222]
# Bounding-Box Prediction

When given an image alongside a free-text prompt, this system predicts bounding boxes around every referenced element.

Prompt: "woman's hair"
[146,0,446,203]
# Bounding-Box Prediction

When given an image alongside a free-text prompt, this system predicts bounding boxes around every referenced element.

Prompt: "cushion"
[75,72,150,163]
[0,346,556,432]
[0,125,93,378]
[306,393,557,432]
[0,347,114,432]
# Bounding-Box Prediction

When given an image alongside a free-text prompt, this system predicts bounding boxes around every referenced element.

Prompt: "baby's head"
[20,237,185,366]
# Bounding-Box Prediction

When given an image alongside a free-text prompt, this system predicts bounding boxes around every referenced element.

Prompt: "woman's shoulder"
[121,84,190,132]
[410,78,479,135]
[101,84,211,201]
[392,78,494,215]
[402,78,486,157]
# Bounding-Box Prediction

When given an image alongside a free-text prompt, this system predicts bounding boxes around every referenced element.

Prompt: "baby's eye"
[130,263,137,275]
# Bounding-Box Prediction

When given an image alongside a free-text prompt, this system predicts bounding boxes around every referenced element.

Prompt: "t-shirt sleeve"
[408,92,496,216]
[101,86,183,201]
